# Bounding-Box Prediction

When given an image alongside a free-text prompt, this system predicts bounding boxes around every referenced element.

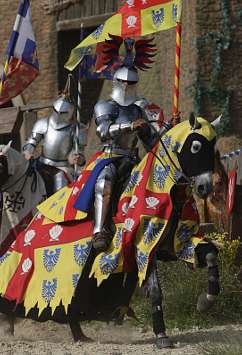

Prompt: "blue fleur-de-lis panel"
[162,135,172,149]
[152,8,165,27]
[99,253,119,275]
[42,278,57,303]
[159,146,166,158]
[136,249,149,272]
[73,241,92,267]
[91,24,104,40]
[113,227,123,249]
[72,273,80,289]
[0,252,11,264]
[153,164,170,189]
[176,223,195,243]
[143,219,165,245]
[43,248,61,272]
[176,240,195,261]
[50,201,58,209]
[124,171,141,193]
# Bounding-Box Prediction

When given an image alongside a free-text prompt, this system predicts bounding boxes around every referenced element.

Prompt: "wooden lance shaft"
[172,21,182,118]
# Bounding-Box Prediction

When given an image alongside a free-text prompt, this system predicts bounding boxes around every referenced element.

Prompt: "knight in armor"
[23,78,87,196]
[74,35,179,252]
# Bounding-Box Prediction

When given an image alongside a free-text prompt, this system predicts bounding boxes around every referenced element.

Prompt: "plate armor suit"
[23,95,87,195]
[91,36,173,252]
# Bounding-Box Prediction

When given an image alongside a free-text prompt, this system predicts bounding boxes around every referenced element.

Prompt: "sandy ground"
[0,317,241,355]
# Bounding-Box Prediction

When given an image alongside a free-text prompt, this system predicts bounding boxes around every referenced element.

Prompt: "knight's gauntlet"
[108,122,134,137]
[22,143,35,154]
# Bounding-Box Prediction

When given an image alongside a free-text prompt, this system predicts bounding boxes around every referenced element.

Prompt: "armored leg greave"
[93,164,117,235]
[53,171,69,193]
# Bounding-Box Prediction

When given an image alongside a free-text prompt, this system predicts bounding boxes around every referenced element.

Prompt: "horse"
[0,115,221,348]
[0,142,47,256]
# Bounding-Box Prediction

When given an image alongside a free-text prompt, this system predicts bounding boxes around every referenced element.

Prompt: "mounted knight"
[22,76,87,196]
[73,35,178,252]
[0,78,87,255]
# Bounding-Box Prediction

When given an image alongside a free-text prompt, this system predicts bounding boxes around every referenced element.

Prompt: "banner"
[65,0,182,71]
[79,54,113,81]
[0,0,39,106]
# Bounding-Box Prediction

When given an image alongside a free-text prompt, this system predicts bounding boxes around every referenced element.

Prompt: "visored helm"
[53,96,75,123]
[111,66,139,106]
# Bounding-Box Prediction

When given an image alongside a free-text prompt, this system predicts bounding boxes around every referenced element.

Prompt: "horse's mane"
[0,145,28,180]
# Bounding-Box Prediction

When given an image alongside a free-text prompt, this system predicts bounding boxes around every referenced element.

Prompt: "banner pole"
[76,23,84,128]
[172,2,182,121]
[74,23,84,178]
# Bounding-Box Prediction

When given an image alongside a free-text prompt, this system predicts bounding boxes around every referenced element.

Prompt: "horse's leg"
[8,313,15,335]
[144,260,173,349]
[68,318,93,343]
[196,243,220,312]
[0,313,15,335]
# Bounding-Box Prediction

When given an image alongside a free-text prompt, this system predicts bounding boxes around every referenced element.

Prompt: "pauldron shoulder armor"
[32,117,48,135]
[23,117,48,150]
[94,100,119,141]
[94,100,119,121]
[134,97,149,110]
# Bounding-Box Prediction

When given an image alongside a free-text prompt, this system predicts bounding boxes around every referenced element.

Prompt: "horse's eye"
[191,140,202,154]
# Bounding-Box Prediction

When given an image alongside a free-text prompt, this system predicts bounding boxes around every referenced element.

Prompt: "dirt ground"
[0,317,241,355]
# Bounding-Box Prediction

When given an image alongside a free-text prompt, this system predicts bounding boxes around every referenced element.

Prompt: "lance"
[172,1,182,122]
[74,23,88,178]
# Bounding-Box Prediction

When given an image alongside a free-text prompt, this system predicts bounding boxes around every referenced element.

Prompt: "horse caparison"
[0,116,221,349]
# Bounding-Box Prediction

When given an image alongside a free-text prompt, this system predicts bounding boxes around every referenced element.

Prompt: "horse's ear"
[211,114,222,129]
[1,141,12,155]
[189,112,201,130]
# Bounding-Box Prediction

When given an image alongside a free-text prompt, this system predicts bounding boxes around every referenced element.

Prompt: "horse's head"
[0,142,28,190]
[0,142,12,187]
[170,114,220,199]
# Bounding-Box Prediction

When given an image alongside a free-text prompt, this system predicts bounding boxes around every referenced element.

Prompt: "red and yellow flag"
[65,0,182,71]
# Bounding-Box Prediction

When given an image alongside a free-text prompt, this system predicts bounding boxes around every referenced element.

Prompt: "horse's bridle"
[1,160,38,210]
[147,121,192,186]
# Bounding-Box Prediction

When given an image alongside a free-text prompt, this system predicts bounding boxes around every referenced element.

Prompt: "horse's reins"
[1,160,38,209]
[146,120,192,186]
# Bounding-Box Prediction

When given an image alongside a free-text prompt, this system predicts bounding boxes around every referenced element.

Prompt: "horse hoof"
[155,335,174,349]
[197,292,216,312]
[93,232,111,252]
[75,335,93,343]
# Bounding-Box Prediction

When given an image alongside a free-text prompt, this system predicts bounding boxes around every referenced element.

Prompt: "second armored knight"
[23,93,87,195]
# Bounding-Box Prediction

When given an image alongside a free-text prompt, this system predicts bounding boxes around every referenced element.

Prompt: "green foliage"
[191,0,233,135]
[131,233,242,331]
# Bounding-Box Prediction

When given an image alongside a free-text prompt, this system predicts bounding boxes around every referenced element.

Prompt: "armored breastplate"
[41,120,74,167]
[111,104,140,150]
